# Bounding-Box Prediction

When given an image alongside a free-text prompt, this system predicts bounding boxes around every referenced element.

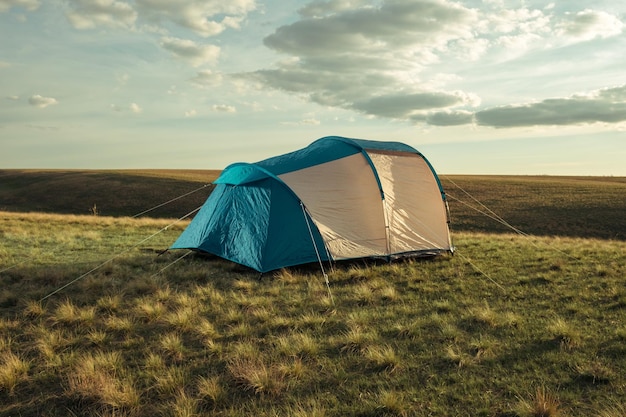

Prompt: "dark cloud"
[265,0,475,56]
[353,92,464,118]
[243,1,626,129]
[244,1,478,119]
[475,85,626,127]
[424,110,474,126]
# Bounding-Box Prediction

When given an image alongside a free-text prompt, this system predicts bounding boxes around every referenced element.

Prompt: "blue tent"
[171,136,452,272]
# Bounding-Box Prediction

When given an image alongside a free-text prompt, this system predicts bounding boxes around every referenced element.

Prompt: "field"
[1,171,625,417]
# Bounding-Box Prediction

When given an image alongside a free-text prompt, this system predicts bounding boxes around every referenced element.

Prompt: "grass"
[439,175,626,240]
[0,173,625,416]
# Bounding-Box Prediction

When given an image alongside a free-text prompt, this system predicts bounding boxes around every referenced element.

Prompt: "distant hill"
[1,170,624,240]
[0,169,218,219]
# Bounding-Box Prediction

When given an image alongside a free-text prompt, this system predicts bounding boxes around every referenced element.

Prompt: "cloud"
[414,85,626,128]
[65,0,137,30]
[264,0,476,57]
[190,70,223,87]
[424,110,474,126]
[0,0,40,12]
[241,1,480,120]
[241,1,626,128]
[160,37,220,67]
[211,104,236,113]
[475,85,626,127]
[130,102,142,113]
[298,0,371,18]
[111,102,143,113]
[281,117,321,126]
[557,9,624,42]
[28,95,58,108]
[185,109,197,117]
[6,95,20,100]
[136,0,256,37]
[352,92,468,118]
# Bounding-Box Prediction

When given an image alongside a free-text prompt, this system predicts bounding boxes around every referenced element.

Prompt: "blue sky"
[1,0,625,175]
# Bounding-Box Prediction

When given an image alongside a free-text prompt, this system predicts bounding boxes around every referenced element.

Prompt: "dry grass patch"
[160,332,186,361]
[163,305,198,332]
[196,375,225,406]
[275,332,321,359]
[66,351,140,410]
[168,388,199,417]
[153,365,187,397]
[53,299,96,325]
[339,325,378,354]
[547,316,582,350]
[104,315,135,332]
[0,351,30,395]
[373,389,408,417]
[22,300,45,318]
[97,295,122,312]
[227,357,288,398]
[135,297,166,321]
[516,386,561,417]
[363,344,401,373]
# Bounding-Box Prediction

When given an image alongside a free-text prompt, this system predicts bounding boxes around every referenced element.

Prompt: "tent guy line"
[38,206,202,302]
[443,179,580,262]
[132,183,212,218]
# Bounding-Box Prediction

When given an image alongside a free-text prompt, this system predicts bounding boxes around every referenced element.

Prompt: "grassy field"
[1,172,625,416]
[2,170,624,240]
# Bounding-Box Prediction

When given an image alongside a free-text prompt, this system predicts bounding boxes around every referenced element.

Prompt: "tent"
[171,136,453,272]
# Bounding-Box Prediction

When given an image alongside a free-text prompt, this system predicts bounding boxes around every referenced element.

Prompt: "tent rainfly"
[171,136,453,272]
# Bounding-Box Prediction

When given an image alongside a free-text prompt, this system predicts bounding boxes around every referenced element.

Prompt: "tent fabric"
[171,136,452,272]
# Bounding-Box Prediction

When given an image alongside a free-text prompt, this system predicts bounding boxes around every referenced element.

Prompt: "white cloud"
[28,94,58,108]
[6,95,20,100]
[65,0,137,30]
[160,37,220,67]
[211,104,236,113]
[281,117,322,126]
[0,0,40,12]
[136,0,256,37]
[243,1,481,120]
[557,9,624,41]
[486,7,550,34]
[298,0,371,18]
[130,102,142,113]
[110,102,143,113]
[185,109,197,117]
[190,70,223,87]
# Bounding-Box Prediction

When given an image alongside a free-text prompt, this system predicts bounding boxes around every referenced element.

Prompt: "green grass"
[1,173,625,416]
[440,175,626,240]
[1,210,625,416]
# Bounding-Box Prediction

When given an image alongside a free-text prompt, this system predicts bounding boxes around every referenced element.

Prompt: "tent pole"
[301,202,335,306]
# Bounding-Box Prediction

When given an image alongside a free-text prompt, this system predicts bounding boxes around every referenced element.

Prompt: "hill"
[1,170,625,240]
[0,169,218,219]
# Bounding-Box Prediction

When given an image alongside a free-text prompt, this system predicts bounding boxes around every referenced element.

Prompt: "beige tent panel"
[367,151,452,253]
[278,153,388,259]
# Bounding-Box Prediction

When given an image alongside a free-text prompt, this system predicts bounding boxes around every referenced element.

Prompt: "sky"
[1,0,625,175]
